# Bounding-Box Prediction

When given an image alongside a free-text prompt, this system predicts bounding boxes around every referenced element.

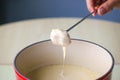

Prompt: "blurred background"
[0,0,120,25]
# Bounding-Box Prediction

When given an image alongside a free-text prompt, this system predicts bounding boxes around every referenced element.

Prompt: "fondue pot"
[14,39,114,80]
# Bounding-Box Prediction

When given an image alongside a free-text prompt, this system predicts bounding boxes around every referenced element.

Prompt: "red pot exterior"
[98,71,112,80]
[15,69,28,80]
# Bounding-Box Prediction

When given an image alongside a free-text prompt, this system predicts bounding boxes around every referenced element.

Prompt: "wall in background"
[0,0,120,24]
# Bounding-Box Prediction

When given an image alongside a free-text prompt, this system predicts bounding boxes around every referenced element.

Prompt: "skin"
[86,0,120,16]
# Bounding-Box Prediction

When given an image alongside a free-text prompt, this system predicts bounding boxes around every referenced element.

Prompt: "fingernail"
[98,7,106,15]
[91,10,96,16]
[92,13,95,16]
[92,12,96,16]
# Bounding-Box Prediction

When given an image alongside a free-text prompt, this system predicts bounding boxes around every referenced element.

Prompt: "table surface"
[0,18,120,80]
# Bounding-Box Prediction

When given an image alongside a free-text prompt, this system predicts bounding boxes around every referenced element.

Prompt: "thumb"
[97,0,115,16]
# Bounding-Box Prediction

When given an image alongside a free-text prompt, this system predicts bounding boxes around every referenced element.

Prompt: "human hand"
[86,0,120,16]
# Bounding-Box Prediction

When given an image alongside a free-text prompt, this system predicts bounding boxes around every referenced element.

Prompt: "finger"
[97,0,115,15]
[86,0,96,16]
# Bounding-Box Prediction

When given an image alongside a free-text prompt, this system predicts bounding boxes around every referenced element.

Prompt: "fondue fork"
[66,11,94,32]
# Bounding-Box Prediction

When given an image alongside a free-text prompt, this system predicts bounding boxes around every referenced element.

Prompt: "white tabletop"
[0,18,120,79]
